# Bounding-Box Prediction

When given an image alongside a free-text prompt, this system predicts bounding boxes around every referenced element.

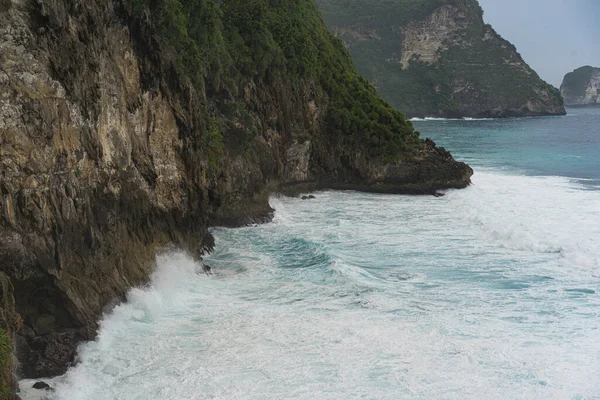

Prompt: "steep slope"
[317,0,566,118]
[561,66,600,107]
[0,0,471,393]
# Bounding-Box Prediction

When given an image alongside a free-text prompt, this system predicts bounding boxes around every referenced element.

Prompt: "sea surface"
[21,108,600,400]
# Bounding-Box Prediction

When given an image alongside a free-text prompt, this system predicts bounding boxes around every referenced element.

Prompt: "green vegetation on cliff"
[560,66,600,106]
[319,0,443,27]
[0,329,11,397]
[0,0,472,387]
[317,0,565,118]
[0,272,18,399]
[132,0,420,158]
[562,66,596,94]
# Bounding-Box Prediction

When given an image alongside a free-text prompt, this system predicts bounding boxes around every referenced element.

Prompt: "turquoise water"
[21,110,600,400]
[412,107,600,188]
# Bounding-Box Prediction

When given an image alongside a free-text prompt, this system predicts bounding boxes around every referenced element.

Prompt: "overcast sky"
[478,0,600,87]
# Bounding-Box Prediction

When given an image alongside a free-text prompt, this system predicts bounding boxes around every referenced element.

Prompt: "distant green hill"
[561,66,600,107]
[317,0,566,118]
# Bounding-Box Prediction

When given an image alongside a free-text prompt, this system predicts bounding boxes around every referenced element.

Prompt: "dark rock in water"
[433,192,445,197]
[201,232,216,253]
[301,196,309,200]
[308,195,316,199]
[17,330,85,378]
[394,273,412,281]
[202,264,213,276]
[32,381,51,390]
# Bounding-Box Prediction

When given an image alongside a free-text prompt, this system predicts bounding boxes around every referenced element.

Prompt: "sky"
[477,0,600,87]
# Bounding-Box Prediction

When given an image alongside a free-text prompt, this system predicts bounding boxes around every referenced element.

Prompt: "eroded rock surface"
[318,0,566,118]
[0,0,472,388]
[561,66,600,107]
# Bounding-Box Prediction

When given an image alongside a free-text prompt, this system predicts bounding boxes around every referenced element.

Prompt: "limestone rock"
[318,0,566,118]
[0,0,472,388]
[561,66,600,107]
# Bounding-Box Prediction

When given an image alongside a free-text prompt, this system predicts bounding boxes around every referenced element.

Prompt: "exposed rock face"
[399,5,468,69]
[0,273,21,399]
[317,0,566,118]
[0,0,472,389]
[1,0,219,380]
[561,66,600,107]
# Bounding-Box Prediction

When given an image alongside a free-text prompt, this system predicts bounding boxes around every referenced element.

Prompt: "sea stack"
[561,66,600,107]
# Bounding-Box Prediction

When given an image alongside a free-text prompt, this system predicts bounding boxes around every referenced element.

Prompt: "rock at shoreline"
[32,382,51,390]
[202,264,213,276]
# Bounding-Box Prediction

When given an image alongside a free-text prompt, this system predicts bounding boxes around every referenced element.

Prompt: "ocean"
[20,108,600,400]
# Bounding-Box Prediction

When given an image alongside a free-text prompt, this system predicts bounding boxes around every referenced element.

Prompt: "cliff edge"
[0,0,471,394]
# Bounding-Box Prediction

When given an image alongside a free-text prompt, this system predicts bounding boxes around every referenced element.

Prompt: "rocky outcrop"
[317,0,566,118]
[0,273,21,399]
[1,0,219,380]
[561,66,600,107]
[0,0,471,389]
[399,5,468,69]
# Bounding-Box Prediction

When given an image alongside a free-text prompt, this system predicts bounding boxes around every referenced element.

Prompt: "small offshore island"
[561,66,600,107]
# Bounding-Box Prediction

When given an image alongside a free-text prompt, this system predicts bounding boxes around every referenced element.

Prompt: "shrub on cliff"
[129,0,421,159]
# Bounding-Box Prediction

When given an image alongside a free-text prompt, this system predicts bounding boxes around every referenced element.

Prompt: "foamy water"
[409,117,495,121]
[21,169,600,400]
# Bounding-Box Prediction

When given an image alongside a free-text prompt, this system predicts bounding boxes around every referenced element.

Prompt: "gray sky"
[478,0,600,87]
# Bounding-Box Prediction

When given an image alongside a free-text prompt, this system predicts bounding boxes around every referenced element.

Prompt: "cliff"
[317,0,566,118]
[0,0,471,394]
[561,66,600,107]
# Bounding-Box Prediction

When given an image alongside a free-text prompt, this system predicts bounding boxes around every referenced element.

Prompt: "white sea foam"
[409,117,449,121]
[20,171,600,400]
[409,117,495,121]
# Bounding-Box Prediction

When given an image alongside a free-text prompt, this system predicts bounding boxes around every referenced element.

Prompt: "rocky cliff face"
[0,0,471,394]
[561,66,600,107]
[0,273,20,398]
[317,0,566,118]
